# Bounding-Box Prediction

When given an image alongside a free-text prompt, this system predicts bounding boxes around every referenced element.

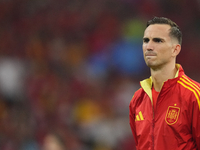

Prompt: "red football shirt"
[152,86,159,110]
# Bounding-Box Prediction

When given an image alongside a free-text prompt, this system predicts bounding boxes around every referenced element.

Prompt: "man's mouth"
[145,52,157,57]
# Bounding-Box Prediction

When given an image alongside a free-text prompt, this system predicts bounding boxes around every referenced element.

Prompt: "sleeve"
[191,99,200,149]
[129,95,138,147]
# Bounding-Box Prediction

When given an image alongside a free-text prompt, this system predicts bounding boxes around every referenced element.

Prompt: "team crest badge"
[165,105,180,125]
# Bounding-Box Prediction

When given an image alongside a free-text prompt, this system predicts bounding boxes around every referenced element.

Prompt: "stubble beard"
[145,59,165,71]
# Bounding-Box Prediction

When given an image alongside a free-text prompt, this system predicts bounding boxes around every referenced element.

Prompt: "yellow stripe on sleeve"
[177,80,200,111]
[179,77,200,98]
[182,75,200,91]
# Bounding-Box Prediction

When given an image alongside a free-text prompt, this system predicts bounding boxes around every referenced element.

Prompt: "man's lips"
[145,52,157,56]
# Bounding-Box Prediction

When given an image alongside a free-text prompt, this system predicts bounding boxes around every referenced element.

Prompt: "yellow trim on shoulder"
[179,77,200,94]
[177,79,200,111]
[181,75,200,91]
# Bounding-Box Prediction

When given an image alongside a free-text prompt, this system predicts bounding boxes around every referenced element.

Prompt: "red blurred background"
[0,0,200,149]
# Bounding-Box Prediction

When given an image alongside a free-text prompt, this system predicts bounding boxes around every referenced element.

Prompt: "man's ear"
[172,44,181,57]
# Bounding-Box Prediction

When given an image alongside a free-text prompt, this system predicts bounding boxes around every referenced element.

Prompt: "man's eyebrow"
[143,37,163,39]
[153,37,163,40]
[153,37,165,41]
[144,37,164,41]
[143,37,149,40]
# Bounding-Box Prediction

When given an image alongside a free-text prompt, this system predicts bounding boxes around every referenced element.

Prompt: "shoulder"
[177,75,200,91]
[129,88,144,107]
[177,75,200,107]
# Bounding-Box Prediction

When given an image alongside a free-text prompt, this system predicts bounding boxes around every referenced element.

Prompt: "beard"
[144,57,169,71]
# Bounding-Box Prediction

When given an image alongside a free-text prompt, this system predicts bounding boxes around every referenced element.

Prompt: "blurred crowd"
[0,0,200,150]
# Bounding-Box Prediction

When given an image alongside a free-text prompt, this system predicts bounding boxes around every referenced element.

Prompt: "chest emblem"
[165,105,180,125]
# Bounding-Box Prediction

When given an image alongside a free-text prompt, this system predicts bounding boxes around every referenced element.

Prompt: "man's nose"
[146,41,154,51]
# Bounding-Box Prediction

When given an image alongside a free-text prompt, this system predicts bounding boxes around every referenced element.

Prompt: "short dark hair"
[146,17,182,45]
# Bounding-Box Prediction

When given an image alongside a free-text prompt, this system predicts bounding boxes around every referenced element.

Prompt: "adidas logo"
[135,111,144,121]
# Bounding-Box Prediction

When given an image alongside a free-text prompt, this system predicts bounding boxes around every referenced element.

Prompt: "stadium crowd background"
[0,0,200,149]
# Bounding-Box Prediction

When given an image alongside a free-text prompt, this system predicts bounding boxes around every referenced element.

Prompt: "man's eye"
[143,38,149,43]
[154,38,162,43]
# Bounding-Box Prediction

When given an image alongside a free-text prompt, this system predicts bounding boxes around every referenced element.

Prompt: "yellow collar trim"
[140,64,180,102]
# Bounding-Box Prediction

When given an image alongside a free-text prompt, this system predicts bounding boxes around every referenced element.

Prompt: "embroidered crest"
[165,106,180,125]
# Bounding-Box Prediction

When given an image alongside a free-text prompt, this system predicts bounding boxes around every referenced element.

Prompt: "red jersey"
[129,64,200,150]
[152,86,159,111]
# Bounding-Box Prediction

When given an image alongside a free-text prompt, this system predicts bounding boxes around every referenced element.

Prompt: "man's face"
[143,24,176,70]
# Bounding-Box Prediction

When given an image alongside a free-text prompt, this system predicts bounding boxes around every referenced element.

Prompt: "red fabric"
[152,86,159,111]
[129,65,200,150]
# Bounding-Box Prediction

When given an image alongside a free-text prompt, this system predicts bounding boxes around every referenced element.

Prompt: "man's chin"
[145,62,155,68]
[146,62,160,69]
[147,63,164,71]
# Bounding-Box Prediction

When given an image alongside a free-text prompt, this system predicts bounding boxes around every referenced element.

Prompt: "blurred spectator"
[42,132,67,150]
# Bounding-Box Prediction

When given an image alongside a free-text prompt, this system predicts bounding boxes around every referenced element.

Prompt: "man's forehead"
[144,24,171,37]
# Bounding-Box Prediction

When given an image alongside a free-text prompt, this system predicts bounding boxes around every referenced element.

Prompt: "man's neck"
[151,63,177,92]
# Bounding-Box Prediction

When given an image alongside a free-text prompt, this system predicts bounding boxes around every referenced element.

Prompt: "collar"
[140,64,184,101]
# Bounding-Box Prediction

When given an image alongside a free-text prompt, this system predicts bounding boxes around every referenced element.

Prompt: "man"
[129,17,200,150]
